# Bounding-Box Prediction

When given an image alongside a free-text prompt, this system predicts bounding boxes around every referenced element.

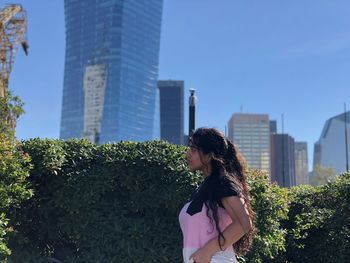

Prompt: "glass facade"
[158,80,184,145]
[270,134,296,188]
[313,111,350,174]
[295,142,309,185]
[60,0,163,143]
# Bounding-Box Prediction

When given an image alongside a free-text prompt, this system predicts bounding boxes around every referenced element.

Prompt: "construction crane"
[0,4,28,98]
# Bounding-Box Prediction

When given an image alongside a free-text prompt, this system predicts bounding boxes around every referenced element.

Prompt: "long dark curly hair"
[190,127,256,255]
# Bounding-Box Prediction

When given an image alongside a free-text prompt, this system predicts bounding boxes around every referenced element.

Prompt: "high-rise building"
[60,0,163,143]
[295,142,309,185]
[313,111,350,174]
[270,134,296,188]
[228,113,270,173]
[269,120,277,134]
[158,80,184,145]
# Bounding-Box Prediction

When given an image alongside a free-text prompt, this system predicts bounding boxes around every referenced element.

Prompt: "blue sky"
[7,0,350,171]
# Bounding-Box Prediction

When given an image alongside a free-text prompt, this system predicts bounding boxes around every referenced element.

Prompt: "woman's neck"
[202,166,212,178]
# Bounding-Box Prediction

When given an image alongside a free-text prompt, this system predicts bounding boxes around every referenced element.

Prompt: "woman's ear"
[209,153,214,160]
[204,153,214,164]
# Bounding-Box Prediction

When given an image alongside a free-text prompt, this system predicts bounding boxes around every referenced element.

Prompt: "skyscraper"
[270,133,296,188]
[158,80,184,145]
[228,113,270,173]
[60,0,163,143]
[313,111,350,174]
[295,142,309,185]
[269,120,277,134]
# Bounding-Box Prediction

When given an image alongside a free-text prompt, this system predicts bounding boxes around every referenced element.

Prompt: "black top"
[186,175,239,216]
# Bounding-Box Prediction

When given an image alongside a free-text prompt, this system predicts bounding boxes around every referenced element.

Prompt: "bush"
[243,170,289,263]
[0,92,32,261]
[284,172,350,263]
[8,139,195,262]
[0,134,32,260]
[7,139,289,263]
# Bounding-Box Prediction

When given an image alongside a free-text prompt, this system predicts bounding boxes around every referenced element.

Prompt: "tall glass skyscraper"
[313,111,350,174]
[60,0,163,143]
[270,133,296,188]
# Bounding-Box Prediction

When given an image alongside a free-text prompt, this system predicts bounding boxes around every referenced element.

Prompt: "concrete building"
[228,113,270,173]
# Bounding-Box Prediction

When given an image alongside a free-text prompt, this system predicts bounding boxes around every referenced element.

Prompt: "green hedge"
[8,139,192,262]
[284,172,350,263]
[245,170,288,263]
[5,139,349,262]
[0,90,31,261]
[0,134,32,261]
[6,139,288,263]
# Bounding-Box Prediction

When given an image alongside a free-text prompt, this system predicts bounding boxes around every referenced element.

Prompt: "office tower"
[184,135,189,145]
[270,134,296,188]
[313,111,350,174]
[228,113,270,173]
[158,80,184,145]
[60,0,163,143]
[270,120,277,134]
[295,142,309,185]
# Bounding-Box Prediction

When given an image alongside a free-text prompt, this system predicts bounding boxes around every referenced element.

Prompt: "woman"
[179,128,255,263]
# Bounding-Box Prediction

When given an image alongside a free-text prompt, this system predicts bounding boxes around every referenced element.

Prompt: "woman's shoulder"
[215,175,239,198]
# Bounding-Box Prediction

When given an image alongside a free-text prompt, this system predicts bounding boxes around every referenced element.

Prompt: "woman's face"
[186,145,211,172]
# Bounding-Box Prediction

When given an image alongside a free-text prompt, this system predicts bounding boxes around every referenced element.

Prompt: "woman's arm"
[207,196,253,251]
[189,196,252,262]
